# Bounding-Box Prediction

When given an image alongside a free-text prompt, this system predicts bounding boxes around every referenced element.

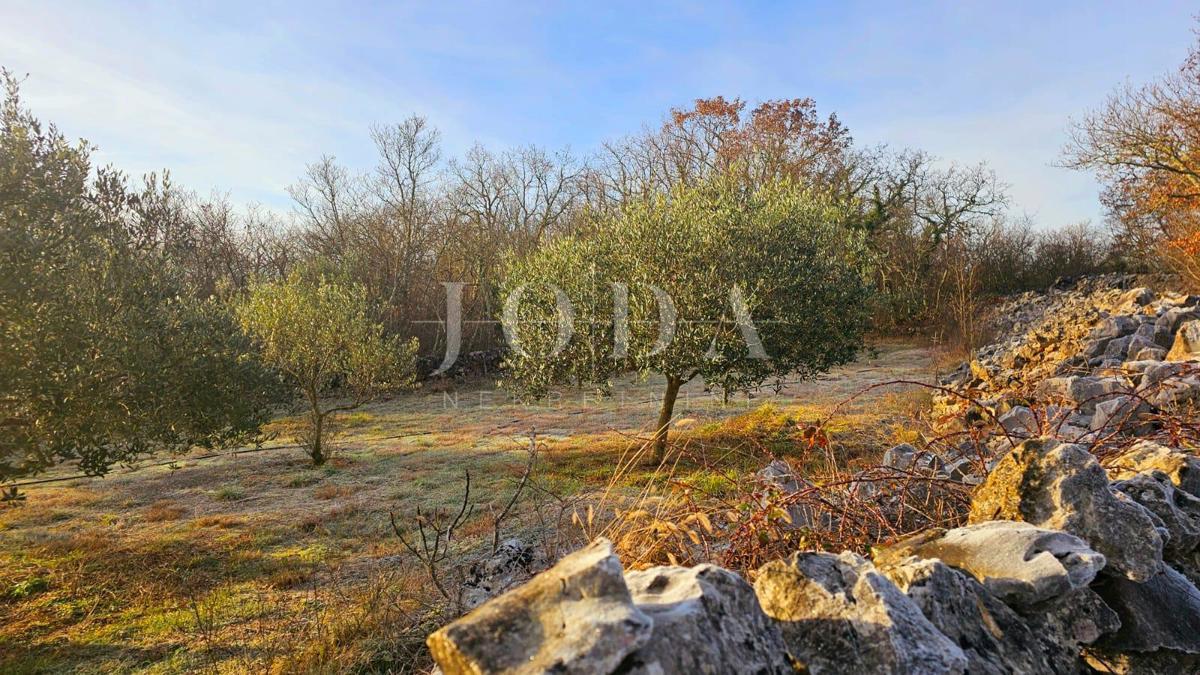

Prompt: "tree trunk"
[311,411,326,466]
[652,376,683,465]
[306,384,326,466]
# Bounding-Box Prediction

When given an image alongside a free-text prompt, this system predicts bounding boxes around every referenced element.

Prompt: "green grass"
[6,576,49,600]
[283,471,321,488]
[210,485,245,501]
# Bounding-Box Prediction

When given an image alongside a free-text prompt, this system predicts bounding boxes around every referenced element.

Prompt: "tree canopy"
[0,71,284,480]
[237,267,419,465]
[1064,31,1200,286]
[501,173,873,461]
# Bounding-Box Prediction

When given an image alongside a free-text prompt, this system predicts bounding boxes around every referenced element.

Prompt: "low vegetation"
[0,345,934,672]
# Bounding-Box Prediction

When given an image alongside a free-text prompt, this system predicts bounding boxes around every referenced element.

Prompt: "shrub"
[211,485,245,502]
[238,268,418,465]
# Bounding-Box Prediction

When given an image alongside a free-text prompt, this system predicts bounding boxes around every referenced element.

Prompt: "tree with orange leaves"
[1064,29,1200,287]
[598,96,855,205]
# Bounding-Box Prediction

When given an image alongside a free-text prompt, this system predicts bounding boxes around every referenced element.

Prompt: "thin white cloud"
[1,0,1194,228]
[0,3,480,207]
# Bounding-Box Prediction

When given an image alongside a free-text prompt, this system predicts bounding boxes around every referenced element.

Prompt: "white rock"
[875,521,1106,608]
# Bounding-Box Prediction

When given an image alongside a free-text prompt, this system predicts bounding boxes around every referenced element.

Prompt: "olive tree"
[0,71,284,481]
[501,174,872,462]
[238,269,418,465]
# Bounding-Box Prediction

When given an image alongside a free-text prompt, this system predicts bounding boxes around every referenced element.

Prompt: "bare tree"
[289,155,364,257]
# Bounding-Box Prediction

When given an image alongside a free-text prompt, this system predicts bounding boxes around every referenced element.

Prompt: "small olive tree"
[502,174,873,462]
[238,270,418,465]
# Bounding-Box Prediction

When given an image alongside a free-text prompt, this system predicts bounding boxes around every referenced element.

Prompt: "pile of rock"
[426,437,1200,674]
[943,276,1197,389]
[937,277,1200,434]
[898,277,1200,487]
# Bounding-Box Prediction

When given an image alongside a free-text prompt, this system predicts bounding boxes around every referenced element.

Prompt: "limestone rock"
[882,443,918,470]
[1132,321,1158,343]
[880,443,942,474]
[622,564,791,674]
[1149,374,1200,409]
[969,359,993,383]
[461,538,545,610]
[426,539,652,674]
[754,550,967,674]
[1140,361,1186,387]
[1103,335,1134,362]
[968,438,1164,581]
[1036,376,1128,414]
[1020,587,1120,661]
[1154,307,1199,348]
[1158,291,1198,307]
[755,460,827,530]
[1107,441,1200,498]
[1093,315,1138,341]
[1093,565,1200,654]
[1117,287,1154,309]
[881,557,1090,674]
[1167,319,1200,361]
[1085,649,1200,675]
[1130,345,1166,362]
[998,406,1039,437]
[1112,470,1200,559]
[875,521,1105,608]
[1090,395,1154,434]
[1125,325,1161,362]
[944,456,983,484]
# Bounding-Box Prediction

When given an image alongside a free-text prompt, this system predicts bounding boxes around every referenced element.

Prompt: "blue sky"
[1,1,1195,227]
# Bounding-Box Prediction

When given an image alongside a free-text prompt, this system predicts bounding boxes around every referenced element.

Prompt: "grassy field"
[0,340,938,673]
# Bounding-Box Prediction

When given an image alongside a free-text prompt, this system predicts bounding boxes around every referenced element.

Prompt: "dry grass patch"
[314,484,355,500]
[143,500,187,522]
[194,514,244,529]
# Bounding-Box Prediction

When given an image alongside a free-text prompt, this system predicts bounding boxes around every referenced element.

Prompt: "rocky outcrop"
[1092,565,1200,654]
[429,431,1200,674]
[460,538,545,609]
[755,459,827,531]
[937,278,1200,443]
[880,557,1097,674]
[1107,441,1200,498]
[427,278,1200,675]
[623,564,791,674]
[1025,587,1120,662]
[1112,471,1200,558]
[1167,319,1200,361]
[1036,375,1129,414]
[876,521,1120,672]
[429,540,797,675]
